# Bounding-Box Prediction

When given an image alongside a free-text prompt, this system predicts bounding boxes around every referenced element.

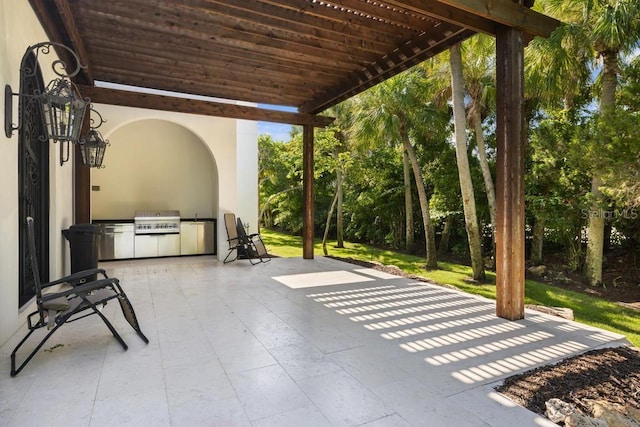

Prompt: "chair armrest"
[42,269,109,289]
[41,278,119,300]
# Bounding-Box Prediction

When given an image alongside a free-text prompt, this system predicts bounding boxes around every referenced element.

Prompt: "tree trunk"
[471,106,497,242]
[531,217,544,265]
[322,177,342,256]
[401,131,437,268]
[403,147,414,253]
[450,44,485,281]
[585,50,618,286]
[336,167,344,248]
[438,214,453,256]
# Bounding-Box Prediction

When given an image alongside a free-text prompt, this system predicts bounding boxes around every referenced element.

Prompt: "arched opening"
[91,119,219,254]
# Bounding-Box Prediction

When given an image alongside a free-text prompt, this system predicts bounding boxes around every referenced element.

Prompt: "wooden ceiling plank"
[267,0,435,33]
[92,66,313,106]
[77,7,373,71]
[182,0,400,55]
[432,0,561,37]
[91,52,322,97]
[90,40,344,84]
[81,21,351,78]
[252,0,417,39]
[144,0,389,61]
[77,85,333,127]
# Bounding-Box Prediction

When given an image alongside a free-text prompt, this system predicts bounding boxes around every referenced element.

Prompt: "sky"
[257,104,295,142]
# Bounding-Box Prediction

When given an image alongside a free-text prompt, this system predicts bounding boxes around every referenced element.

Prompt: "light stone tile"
[297,370,395,427]
[95,356,165,401]
[371,377,489,427]
[360,414,412,427]
[90,387,170,427]
[248,319,308,349]
[168,395,251,427]
[228,364,311,421]
[268,341,342,381]
[251,405,331,427]
[164,360,234,402]
[445,383,558,427]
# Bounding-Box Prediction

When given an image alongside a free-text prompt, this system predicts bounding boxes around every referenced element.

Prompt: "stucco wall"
[0,0,76,346]
[91,119,218,220]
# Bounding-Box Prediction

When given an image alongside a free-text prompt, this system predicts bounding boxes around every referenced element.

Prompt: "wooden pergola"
[29,0,560,320]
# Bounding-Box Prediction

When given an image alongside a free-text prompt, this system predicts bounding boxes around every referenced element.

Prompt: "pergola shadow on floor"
[0,256,627,426]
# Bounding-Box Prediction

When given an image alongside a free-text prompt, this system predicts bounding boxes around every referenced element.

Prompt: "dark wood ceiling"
[29,0,559,118]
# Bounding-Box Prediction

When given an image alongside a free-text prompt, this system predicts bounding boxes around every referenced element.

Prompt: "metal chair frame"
[10,217,149,376]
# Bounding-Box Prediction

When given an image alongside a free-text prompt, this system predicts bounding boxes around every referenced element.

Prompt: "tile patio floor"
[0,255,629,426]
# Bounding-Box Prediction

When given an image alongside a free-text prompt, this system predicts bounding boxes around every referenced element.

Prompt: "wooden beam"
[303,125,315,259]
[74,108,91,224]
[384,0,497,35]
[433,0,561,38]
[495,25,525,320]
[76,85,334,128]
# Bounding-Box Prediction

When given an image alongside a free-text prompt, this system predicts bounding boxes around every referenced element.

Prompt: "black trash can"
[62,223,102,281]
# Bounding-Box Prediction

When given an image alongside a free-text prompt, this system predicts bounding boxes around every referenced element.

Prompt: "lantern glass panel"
[41,78,87,142]
[80,129,108,168]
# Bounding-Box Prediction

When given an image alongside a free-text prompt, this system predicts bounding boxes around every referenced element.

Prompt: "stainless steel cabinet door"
[135,235,158,258]
[158,234,180,256]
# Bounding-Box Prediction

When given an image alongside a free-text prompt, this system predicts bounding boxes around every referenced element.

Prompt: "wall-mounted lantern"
[5,41,89,166]
[79,107,109,168]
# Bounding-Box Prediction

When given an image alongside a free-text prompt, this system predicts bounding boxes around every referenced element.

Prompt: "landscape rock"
[590,400,640,427]
[526,305,575,320]
[565,412,608,427]
[528,265,548,277]
[546,398,575,423]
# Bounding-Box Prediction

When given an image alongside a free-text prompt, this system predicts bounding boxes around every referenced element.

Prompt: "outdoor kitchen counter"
[92,218,216,259]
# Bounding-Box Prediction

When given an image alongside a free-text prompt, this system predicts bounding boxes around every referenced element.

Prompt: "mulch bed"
[328,255,640,422]
[495,346,640,417]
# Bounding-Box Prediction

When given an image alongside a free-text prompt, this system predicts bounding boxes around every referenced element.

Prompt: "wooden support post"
[303,125,315,259]
[74,108,91,224]
[495,26,525,320]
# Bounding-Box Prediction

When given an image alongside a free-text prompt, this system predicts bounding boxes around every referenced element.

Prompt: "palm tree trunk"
[585,50,618,286]
[322,177,343,256]
[531,217,544,265]
[401,132,437,268]
[336,168,344,248]
[450,44,485,281]
[471,107,497,241]
[403,147,414,253]
[438,214,453,256]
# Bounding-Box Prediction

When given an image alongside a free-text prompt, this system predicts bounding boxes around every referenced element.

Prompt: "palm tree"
[535,0,640,285]
[461,35,497,245]
[351,69,439,268]
[450,43,486,281]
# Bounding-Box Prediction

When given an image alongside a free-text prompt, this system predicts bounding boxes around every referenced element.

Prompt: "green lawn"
[261,228,640,347]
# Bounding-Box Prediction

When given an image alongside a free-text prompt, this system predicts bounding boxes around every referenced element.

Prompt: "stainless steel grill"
[134,210,180,234]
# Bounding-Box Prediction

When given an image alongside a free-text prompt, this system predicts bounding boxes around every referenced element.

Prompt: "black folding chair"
[222,213,271,264]
[236,217,271,265]
[10,217,149,376]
